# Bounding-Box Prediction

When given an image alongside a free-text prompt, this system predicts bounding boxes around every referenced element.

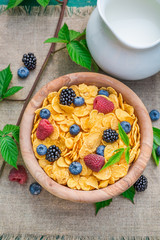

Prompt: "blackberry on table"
[22,53,37,70]
[134,175,148,192]
[46,145,61,162]
[59,88,76,106]
[103,129,119,143]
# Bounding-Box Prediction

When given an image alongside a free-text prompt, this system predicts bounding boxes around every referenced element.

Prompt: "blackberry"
[46,145,61,162]
[59,88,76,106]
[22,53,37,70]
[134,175,148,192]
[103,129,119,143]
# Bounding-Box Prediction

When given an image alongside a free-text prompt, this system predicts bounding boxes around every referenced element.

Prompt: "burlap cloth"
[0,5,160,239]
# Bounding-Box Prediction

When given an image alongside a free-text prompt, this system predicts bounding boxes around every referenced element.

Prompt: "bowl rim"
[20,72,153,203]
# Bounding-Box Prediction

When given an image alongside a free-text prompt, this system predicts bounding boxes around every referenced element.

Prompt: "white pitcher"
[86,0,160,80]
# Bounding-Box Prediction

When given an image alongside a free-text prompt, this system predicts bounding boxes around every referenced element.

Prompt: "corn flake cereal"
[31,84,140,191]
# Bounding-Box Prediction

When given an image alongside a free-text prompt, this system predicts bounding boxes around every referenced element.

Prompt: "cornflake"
[31,84,140,191]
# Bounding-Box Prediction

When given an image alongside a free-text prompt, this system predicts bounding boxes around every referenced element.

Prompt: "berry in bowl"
[20,72,153,202]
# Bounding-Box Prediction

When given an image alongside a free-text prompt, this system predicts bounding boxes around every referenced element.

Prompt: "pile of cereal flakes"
[31,84,140,190]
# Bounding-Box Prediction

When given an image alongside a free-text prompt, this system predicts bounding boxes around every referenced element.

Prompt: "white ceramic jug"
[86,0,160,80]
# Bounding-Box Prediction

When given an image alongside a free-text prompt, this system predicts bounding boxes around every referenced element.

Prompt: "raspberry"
[84,154,105,172]
[93,96,114,114]
[103,129,119,143]
[59,88,76,106]
[22,53,37,70]
[8,165,28,184]
[46,145,61,162]
[36,119,53,140]
[134,175,148,192]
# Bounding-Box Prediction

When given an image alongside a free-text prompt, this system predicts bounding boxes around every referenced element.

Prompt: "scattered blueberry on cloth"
[149,109,160,121]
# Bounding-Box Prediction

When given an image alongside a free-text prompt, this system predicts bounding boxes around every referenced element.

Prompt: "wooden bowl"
[20,72,153,203]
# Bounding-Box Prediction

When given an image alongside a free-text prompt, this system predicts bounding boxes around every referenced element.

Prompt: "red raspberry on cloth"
[84,154,105,172]
[36,119,53,140]
[93,96,114,114]
[8,165,28,184]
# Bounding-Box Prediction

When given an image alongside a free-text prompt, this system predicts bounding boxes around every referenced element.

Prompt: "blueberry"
[69,162,82,175]
[40,108,51,119]
[98,89,109,97]
[96,145,105,156]
[17,67,29,79]
[73,96,85,106]
[156,146,160,156]
[120,121,131,134]
[29,182,42,195]
[69,124,80,136]
[36,144,47,155]
[149,110,160,121]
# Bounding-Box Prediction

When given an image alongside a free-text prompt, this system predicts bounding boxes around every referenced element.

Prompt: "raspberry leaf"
[153,127,160,135]
[121,186,135,203]
[0,136,18,168]
[101,149,124,169]
[114,148,125,152]
[6,0,24,10]
[2,86,23,99]
[36,0,50,7]
[125,147,130,164]
[95,199,112,215]
[152,142,159,166]
[0,65,12,97]
[3,124,20,143]
[118,123,129,147]
[67,41,92,70]
[69,29,86,41]
[79,39,99,72]
[153,128,160,145]
[44,38,69,44]
[58,23,70,42]
[0,65,23,102]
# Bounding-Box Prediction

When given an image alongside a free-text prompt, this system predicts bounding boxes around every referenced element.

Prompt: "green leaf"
[92,59,99,73]
[0,65,12,97]
[118,123,129,146]
[67,41,92,70]
[152,142,159,166]
[95,199,112,215]
[125,147,130,164]
[153,131,160,146]
[0,130,3,137]
[101,149,124,169]
[44,38,68,44]
[153,127,160,135]
[3,124,20,143]
[0,135,18,168]
[121,186,135,203]
[58,23,70,42]
[80,39,88,49]
[36,0,50,7]
[2,86,23,99]
[6,0,24,10]
[69,29,86,41]
[114,148,125,152]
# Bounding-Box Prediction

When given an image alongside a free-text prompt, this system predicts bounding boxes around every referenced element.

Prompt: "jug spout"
[97,0,160,49]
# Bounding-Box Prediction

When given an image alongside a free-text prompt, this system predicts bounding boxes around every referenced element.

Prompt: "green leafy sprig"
[0,124,20,168]
[45,23,99,72]
[6,0,50,10]
[152,127,160,166]
[101,123,130,170]
[0,65,23,102]
[95,186,135,215]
